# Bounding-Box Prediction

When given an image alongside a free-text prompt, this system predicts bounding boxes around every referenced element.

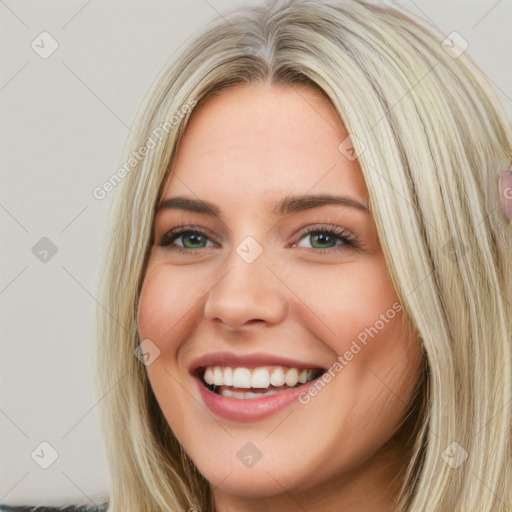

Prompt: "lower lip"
[196,376,320,422]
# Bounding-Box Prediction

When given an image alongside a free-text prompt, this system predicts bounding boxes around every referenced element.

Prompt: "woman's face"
[137,82,422,505]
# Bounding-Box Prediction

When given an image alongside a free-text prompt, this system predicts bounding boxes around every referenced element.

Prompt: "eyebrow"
[157,194,369,218]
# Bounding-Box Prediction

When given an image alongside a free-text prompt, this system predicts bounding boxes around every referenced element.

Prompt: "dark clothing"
[0,505,108,512]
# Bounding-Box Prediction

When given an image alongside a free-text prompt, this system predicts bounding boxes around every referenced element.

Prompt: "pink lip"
[189,350,326,373]
[189,351,327,422]
[195,375,323,422]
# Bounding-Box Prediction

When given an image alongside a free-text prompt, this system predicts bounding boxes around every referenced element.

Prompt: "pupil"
[312,233,335,248]
[183,234,205,248]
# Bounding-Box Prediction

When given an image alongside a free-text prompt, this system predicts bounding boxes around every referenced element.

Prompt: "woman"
[93,0,512,511]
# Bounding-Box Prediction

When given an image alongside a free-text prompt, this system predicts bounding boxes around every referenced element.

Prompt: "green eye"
[159,224,359,254]
[181,233,209,248]
[159,228,216,250]
[308,232,340,249]
[294,225,356,251]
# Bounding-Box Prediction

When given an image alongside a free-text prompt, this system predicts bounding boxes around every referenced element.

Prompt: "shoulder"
[0,505,108,512]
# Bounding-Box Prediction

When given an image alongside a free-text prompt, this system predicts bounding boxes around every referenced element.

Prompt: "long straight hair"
[94,1,512,510]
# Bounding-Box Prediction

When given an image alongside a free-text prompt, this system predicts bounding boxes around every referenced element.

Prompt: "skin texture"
[137,82,423,512]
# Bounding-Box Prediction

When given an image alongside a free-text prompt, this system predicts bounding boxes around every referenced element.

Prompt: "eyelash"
[158,224,360,254]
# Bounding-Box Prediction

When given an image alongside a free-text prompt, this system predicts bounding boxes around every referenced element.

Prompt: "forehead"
[162,82,368,207]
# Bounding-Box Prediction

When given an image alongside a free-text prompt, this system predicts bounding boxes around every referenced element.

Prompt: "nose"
[203,246,289,331]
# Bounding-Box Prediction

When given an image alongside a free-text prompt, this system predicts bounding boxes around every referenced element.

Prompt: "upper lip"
[189,351,327,375]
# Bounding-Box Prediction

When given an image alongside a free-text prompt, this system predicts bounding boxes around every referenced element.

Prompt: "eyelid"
[158,225,217,248]
[291,223,357,248]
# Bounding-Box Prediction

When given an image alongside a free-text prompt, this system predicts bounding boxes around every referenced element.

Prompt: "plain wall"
[1,0,511,506]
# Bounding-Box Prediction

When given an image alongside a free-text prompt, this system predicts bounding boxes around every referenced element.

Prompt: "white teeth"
[251,368,270,388]
[213,366,224,386]
[285,368,299,387]
[270,367,285,386]
[202,365,320,390]
[223,367,233,386]
[232,368,252,388]
[204,367,214,385]
[220,389,279,399]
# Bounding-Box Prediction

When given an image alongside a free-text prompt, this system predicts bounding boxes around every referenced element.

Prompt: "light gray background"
[1,0,511,506]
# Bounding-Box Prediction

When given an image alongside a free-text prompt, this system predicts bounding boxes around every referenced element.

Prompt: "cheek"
[136,265,202,437]
[290,258,421,424]
[290,258,402,348]
[137,263,205,345]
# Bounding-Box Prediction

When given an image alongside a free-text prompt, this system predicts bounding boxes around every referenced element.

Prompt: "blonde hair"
[94,0,512,510]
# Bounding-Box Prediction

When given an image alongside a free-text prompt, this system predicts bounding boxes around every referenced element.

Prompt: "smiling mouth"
[196,365,325,399]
